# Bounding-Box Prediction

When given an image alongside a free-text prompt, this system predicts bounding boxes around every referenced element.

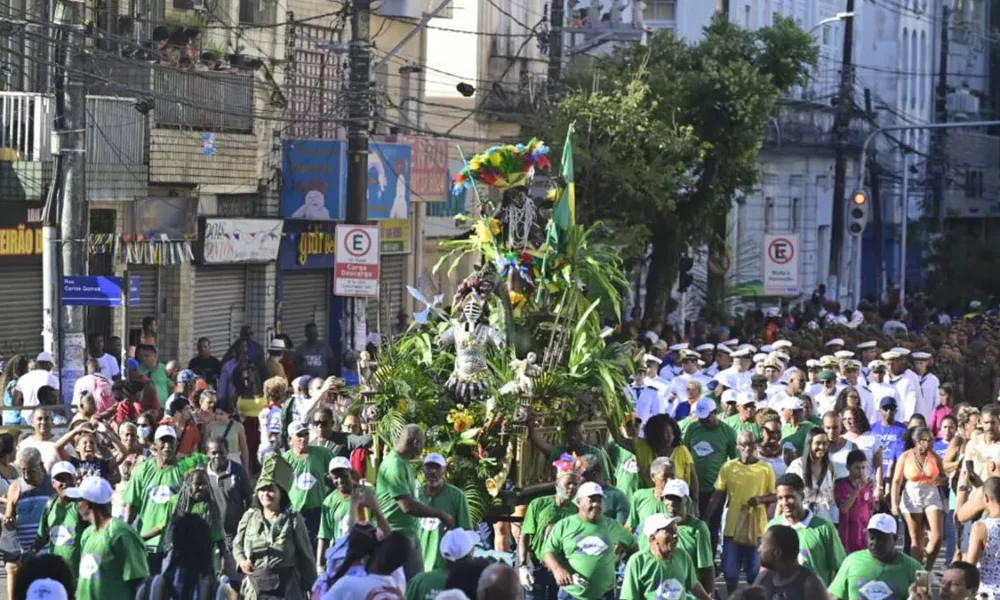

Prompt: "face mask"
[138,426,152,439]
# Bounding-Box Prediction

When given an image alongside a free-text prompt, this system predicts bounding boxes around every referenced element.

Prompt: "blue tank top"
[16,477,54,549]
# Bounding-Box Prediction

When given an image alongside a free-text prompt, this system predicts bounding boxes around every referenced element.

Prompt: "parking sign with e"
[335,225,380,297]
[762,233,800,296]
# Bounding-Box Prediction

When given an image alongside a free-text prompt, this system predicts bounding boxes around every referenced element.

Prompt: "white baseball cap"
[328,457,353,472]
[26,579,67,600]
[575,481,605,499]
[439,529,481,562]
[720,390,738,405]
[423,453,447,467]
[65,476,113,505]
[154,425,177,441]
[867,513,897,535]
[736,391,757,406]
[288,421,309,436]
[661,479,690,499]
[780,396,804,411]
[50,461,77,480]
[694,397,717,419]
[642,514,681,537]
[35,351,53,363]
[714,372,737,390]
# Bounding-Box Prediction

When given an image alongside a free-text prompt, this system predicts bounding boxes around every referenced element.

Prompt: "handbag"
[733,505,763,546]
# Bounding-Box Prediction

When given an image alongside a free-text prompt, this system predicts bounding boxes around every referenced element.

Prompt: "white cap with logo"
[575,482,605,500]
[154,425,177,441]
[661,479,690,499]
[423,453,447,467]
[439,529,481,562]
[65,476,114,505]
[867,513,897,535]
[642,514,682,537]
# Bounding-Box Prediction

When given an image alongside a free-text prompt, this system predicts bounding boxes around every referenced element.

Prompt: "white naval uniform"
[765,382,788,406]
[918,372,940,420]
[720,366,752,392]
[813,390,840,417]
[888,373,923,422]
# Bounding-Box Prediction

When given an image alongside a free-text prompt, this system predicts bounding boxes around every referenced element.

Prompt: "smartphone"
[915,570,930,594]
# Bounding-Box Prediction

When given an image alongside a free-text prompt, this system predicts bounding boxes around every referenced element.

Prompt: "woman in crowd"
[136,411,157,453]
[0,356,27,427]
[930,382,956,437]
[237,370,267,470]
[326,531,411,600]
[787,427,838,523]
[3,447,54,600]
[892,426,947,569]
[834,449,875,553]
[138,514,237,600]
[200,390,250,467]
[0,434,19,508]
[841,406,884,499]
[834,386,868,421]
[233,456,316,600]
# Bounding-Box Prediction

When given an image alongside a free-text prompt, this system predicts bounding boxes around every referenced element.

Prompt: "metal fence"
[86,96,145,165]
[0,92,53,161]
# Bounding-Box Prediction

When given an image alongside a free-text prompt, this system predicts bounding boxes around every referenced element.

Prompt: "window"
[643,0,676,22]
[791,197,801,231]
[901,28,909,109]
[822,25,831,45]
[765,197,776,233]
[920,31,927,112]
[910,31,918,110]
[966,168,984,198]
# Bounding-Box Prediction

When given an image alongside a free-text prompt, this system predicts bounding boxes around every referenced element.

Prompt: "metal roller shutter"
[280,270,329,347]
[0,263,44,359]
[366,254,406,335]
[126,265,158,333]
[193,266,247,355]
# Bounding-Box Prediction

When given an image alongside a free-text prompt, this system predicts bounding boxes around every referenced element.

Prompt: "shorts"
[901,481,944,514]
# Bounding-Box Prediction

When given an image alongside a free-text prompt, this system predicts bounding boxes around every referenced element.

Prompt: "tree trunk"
[644,219,681,321]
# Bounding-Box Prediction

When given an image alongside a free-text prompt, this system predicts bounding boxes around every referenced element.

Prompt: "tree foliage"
[538,15,817,319]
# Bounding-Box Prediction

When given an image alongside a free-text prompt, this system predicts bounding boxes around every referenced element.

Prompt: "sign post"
[335,225,381,297]
[762,234,801,297]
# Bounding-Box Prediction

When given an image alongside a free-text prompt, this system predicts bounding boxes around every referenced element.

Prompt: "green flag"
[552,124,576,230]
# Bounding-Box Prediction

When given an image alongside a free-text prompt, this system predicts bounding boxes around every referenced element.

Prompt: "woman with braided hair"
[137,513,236,600]
[163,468,227,573]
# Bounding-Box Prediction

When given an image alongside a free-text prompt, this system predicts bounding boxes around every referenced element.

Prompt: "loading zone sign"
[334,224,381,297]
[763,234,801,296]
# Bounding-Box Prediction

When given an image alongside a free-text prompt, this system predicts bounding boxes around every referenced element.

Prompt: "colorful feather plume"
[452,139,551,195]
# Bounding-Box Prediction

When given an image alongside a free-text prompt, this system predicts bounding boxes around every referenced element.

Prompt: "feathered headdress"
[552,452,584,474]
[452,139,551,195]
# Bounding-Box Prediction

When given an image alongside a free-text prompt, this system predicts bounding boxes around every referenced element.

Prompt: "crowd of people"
[2,297,1000,600]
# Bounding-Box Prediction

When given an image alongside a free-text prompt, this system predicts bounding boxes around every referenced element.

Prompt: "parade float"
[363,130,634,521]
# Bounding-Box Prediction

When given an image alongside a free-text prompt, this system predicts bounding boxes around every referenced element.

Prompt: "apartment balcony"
[0,92,148,202]
[479,70,548,123]
[765,101,873,153]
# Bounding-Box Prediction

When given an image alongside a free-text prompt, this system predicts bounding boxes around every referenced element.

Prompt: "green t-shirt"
[723,414,761,439]
[543,515,636,599]
[627,488,662,532]
[139,364,171,410]
[283,446,336,511]
[781,421,818,455]
[620,548,699,600]
[766,512,846,585]
[123,454,206,551]
[318,490,353,541]
[521,495,577,560]
[549,444,612,481]
[405,567,450,600]
[417,483,473,572]
[682,420,737,492]
[38,498,84,572]
[376,450,419,538]
[601,484,630,525]
[677,517,713,571]
[76,519,150,600]
[828,549,922,600]
[607,442,640,496]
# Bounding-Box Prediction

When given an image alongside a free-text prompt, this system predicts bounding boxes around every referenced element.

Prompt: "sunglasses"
[312,420,331,426]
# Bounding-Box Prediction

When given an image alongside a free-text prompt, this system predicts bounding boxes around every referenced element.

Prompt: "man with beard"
[416,453,472,572]
[73,476,149,600]
[542,482,636,600]
[661,479,714,597]
[829,513,921,600]
[752,525,825,599]
[620,514,711,600]
[123,425,206,574]
[765,473,845,585]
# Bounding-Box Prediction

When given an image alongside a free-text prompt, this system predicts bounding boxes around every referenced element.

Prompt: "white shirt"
[326,573,406,600]
[72,374,109,407]
[889,372,922,422]
[829,439,857,479]
[18,437,60,472]
[15,369,59,422]
[917,372,939,420]
[93,353,121,379]
[634,383,672,435]
[813,390,839,417]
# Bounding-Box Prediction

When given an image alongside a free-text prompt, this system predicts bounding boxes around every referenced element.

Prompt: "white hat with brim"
[643,353,663,365]
[772,340,793,350]
[752,353,768,363]
[824,338,845,347]
[423,453,447,467]
[644,332,659,344]
[722,339,739,347]
[834,350,855,360]
[439,529,481,562]
[912,352,932,360]
[805,359,820,368]
[695,343,714,352]
[731,348,752,358]
[668,343,689,352]
[760,345,774,353]
[891,347,911,356]
[857,341,878,350]
[867,513,897,535]
[65,476,113,505]
[575,481,605,500]
[642,514,682,537]
[721,390,738,405]
[714,372,737,389]
[781,396,804,411]
[715,344,732,354]
[328,457,353,472]
[736,392,757,406]
[288,421,309,436]
[51,461,77,480]
[661,479,690,499]
[881,351,901,361]
[25,580,67,600]
[154,425,177,441]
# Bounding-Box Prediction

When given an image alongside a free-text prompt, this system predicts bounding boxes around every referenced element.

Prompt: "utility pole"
[829,0,855,301]
[53,0,87,403]
[933,5,950,230]
[345,0,371,353]
[547,0,564,89]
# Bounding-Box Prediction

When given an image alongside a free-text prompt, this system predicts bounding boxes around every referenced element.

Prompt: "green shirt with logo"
[766,512,846,585]
[781,422,818,455]
[377,450,419,538]
[607,442,640,496]
[681,421,737,493]
[318,490,353,541]
[283,446,336,511]
[417,483,472,572]
[521,495,577,561]
[620,548,699,600]
[677,517,713,571]
[76,519,150,600]
[124,453,206,551]
[542,514,636,600]
[38,498,84,572]
[405,567,449,600]
[828,549,921,600]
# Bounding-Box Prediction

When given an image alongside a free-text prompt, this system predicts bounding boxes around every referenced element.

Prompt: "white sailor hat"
[760,344,774,353]
[752,353,768,363]
[722,339,740,347]
[819,355,839,368]
[772,340,793,351]
[715,344,732,354]
[763,357,785,370]
[643,353,663,365]
[731,348,752,358]
[775,351,790,363]
[890,347,911,356]
[881,351,901,361]
[912,351,933,361]
[697,360,706,368]
[695,343,715,352]
[668,343,689,352]
[824,338,845,347]
[679,349,700,361]
[856,341,878,350]
[805,359,820,369]
[868,359,888,371]
[644,331,659,344]
[843,359,862,370]
[834,350,855,360]
[737,344,757,353]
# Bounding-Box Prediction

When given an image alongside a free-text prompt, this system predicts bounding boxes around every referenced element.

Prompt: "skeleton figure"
[358,350,378,394]
[500,352,541,396]
[438,293,505,402]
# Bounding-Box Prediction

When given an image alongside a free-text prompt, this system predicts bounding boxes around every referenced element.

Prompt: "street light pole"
[808,12,855,34]
[899,152,909,314]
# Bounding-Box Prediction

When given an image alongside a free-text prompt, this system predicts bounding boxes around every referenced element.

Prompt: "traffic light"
[679,255,694,292]
[847,190,869,237]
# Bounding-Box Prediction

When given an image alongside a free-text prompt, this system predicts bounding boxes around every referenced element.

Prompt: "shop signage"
[334,224,380,297]
[387,135,449,201]
[0,202,43,262]
[203,219,283,263]
[379,219,409,254]
[279,220,337,270]
[280,140,413,221]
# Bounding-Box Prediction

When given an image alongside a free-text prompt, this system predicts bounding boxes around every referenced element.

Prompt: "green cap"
[818,369,837,381]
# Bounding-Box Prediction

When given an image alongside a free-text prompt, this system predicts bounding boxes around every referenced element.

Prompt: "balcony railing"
[0,93,53,162]
[87,56,255,133]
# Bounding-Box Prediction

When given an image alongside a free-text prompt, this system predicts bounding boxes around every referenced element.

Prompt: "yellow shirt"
[634,441,695,491]
[671,445,694,490]
[236,396,267,419]
[714,458,775,538]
